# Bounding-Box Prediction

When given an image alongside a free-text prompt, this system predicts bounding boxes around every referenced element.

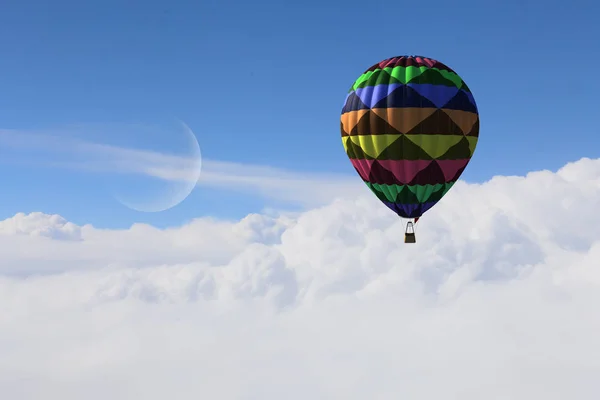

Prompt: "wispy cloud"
[0,128,365,207]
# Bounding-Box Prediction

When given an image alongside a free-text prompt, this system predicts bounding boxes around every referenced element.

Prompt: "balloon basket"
[404,221,416,243]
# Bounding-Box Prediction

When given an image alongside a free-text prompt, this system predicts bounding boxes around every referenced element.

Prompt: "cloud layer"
[1,157,599,399]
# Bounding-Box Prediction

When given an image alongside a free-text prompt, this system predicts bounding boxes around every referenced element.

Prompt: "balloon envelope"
[340,55,479,219]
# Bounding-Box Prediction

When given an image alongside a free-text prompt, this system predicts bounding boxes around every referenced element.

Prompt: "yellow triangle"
[341,137,350,152]
[371,108,437,134]
[466,136,479,156]
[347,134,402,158]
[404,134,465,159]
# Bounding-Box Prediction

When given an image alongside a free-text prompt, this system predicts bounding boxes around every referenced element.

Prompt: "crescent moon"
[114,120,202,213]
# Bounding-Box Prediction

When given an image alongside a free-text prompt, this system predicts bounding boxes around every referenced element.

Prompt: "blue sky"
[0,0,598,229]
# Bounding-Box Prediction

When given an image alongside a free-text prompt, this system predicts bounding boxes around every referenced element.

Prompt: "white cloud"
[0,157,600,399]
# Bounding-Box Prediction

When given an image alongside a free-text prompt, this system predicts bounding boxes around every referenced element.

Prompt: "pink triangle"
[436,159,471,181]
[378,160,433,184]
[349,159,375,181]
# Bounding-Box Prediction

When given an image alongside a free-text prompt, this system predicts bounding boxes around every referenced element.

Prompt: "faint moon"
[113,120,202,213]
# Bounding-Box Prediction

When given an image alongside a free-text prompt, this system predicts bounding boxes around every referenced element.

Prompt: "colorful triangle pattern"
[340,55,480,219]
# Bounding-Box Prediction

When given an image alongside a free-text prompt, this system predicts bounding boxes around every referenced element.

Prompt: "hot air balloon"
[340,55,479,243]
